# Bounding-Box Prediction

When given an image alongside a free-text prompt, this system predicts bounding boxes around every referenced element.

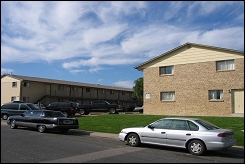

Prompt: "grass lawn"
[77,114,244,146]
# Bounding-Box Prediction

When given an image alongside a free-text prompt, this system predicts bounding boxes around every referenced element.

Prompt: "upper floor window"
[101,89,105,94]
[216,60,234,71]
[209,90,223,100]
[71,86,77,91]
[12,82,17,87]
[58,85,64,90]
[122,91,125,95]
[160,66,174,75]
[110,90,114,94]
[24,82,30,87]
[160,91,175,101]
[86,88,90,92]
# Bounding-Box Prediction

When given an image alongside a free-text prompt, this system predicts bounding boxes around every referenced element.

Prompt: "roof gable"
[135,42,244,70]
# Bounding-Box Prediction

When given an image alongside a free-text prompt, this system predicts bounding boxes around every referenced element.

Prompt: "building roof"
[135,42,244,71]
[1,74,133,92]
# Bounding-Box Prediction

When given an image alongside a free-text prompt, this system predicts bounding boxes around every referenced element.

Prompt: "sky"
[1,1,244,89]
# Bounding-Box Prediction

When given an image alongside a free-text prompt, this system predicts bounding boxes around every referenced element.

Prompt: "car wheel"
[126,133,141,147]
[62,111,68,117]
[10,120,17,129]
[37,125,46,133]
[79,109,85,115]
[188,140,206,156]
[109,108,116,114]
[60,129,69,133]
[2,114,8,120]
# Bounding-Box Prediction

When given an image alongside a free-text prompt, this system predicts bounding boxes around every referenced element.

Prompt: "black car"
[6,110,79,133]
[45,102,79,117]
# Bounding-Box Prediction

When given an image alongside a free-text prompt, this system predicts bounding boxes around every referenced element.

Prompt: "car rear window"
[195,119,219,130]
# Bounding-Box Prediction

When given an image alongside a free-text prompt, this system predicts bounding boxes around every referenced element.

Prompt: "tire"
[62,111,68,117]
[188,140,206,156]
[2,114,8,120]
[79,109,85,115]
[59,129,69,133]
[37,125,46,133]
[109,108,116,114]
[10,120,17,129]
[126,133,141,147]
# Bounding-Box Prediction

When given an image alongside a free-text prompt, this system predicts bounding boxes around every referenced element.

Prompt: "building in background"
[1,74,141,108]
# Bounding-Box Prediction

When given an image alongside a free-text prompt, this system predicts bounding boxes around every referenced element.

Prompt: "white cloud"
[1,68,14,75]
[113,80,134,88]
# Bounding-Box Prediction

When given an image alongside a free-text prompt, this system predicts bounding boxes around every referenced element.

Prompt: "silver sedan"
[119,117,236,156]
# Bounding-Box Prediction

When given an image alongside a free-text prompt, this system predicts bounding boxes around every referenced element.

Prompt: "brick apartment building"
[135,42,244,116]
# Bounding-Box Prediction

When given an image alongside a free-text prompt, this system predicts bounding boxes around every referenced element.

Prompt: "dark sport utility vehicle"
[45,102,78,117]
[1,102,40,120]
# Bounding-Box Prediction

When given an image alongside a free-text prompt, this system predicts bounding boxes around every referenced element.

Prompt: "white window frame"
[161,91,175,101]
[209,90,223,100]
[12,82,17,87]
[216,60,234,71]
[160,66,174,75]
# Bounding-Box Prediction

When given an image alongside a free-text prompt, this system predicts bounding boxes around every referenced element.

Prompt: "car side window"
[169,120,189,130]
[20,104,30,110]
[151,119,172,129]
[2,104,19,110]
[187,121,199,131]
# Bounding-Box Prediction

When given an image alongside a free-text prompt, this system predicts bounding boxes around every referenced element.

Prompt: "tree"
[132,77,143,101]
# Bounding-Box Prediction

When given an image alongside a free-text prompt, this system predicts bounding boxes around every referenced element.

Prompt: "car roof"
[163,117,201,121]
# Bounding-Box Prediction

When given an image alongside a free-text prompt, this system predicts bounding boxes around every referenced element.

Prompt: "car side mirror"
[148,125,154,129]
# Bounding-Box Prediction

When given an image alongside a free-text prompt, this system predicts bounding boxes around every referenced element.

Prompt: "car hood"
[121,127,146,133]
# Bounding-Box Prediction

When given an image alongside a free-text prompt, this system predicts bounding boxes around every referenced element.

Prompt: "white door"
[233,90,244,113]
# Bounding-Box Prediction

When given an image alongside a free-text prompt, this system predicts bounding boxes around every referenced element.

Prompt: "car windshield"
[44,111,65,117]
[195,119,219,130]
[26,104,40,110]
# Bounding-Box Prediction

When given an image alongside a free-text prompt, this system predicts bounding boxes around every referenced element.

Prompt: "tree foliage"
[132,77,143,100]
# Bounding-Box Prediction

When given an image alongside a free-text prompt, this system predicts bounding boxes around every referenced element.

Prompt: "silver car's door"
[141,119,171,145]
[166,120,193,148]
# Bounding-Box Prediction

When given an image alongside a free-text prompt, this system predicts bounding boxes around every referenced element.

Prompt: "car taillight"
[217,132,233,137]
[217,133,226,137]
[71,107,74,110]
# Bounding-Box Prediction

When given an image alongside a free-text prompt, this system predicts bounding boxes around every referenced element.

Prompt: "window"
[160,66,174,75]
[216,60,234,71]
[86,88,90,92]
[11,96,17,101]
[110,90,114,94]
[122,91,125,95]
[24,82,30,87]
[101,89,105,94]
[58,85,64,90]
[12,82,17,87]
[71,86,77,91]
[151,119,172,129]
[160,92,175,101]
[209,90,223,100]
[23,97,30,102]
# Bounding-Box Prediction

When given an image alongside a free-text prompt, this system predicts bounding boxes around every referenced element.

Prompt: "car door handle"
[186,133,191,136]
[161,132,166,134]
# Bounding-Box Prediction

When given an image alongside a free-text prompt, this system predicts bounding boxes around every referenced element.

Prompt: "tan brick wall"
[143,58,244,116]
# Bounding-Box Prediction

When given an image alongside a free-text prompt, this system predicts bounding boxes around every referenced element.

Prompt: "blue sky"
[1,1,244,89]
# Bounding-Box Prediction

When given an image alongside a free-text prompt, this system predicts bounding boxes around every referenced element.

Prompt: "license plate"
[63,120,73,124]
